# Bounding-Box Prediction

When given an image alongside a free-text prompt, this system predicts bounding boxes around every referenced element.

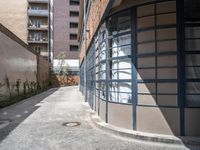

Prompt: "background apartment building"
[53,0,80,76]
[0,0,52,61]
[27,0,50,59]
[0,0,79,76]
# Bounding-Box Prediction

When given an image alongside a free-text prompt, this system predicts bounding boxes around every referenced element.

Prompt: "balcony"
[28,37,48,44]
[28,0,48,4]
[27,9,48,17]
[28,25,48,31]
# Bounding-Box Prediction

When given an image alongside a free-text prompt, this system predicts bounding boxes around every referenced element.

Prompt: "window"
[107,10,132,104]
[70,22,78,28]
[34,46,41,53]
[70,11,79,17]
[70,45,78,51]
[137,1,178,107]
[70,34,77,40]
[184,0,200,107]
[70,0,79,6]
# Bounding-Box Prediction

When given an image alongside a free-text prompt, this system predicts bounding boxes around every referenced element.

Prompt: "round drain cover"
[62,122,81,127]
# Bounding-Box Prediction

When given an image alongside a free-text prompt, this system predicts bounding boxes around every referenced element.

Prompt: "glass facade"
[184,0,200,107]
[79,0,200,136]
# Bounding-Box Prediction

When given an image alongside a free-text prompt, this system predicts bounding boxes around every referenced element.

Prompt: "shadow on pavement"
[0,87,59,142]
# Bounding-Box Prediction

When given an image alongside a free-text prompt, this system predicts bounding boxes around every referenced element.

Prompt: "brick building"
[53,0,80,76]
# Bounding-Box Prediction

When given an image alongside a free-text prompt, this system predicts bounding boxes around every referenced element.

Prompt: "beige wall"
[0,30,36,100]
[137,106,180,135]
[0,0,28,43]
[108,103,132,130]
[185,108,200,136]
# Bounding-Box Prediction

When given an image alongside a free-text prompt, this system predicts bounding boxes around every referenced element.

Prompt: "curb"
[89,111,200,146]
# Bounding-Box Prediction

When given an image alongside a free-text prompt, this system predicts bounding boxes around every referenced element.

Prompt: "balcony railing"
[28,0,48,3]
[28,37,48,43]
[27,9,48,17]
[28,25,48,30]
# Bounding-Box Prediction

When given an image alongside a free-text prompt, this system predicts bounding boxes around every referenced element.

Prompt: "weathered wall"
[0,0,27,43]
[52,75,79,86]
[37,55,50,88]
[0,24,50,101]
[0,24,36,100]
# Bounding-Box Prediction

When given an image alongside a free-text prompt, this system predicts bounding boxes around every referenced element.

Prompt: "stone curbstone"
[89,111,200,146]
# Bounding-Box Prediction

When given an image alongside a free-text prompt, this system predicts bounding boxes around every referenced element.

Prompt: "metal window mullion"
[105,27,109,123]
[155,4,158,105]
[131,8,137,130]
[177,0,185,136]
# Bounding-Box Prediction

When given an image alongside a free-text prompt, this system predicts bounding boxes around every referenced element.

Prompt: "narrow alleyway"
[0,86,197,150]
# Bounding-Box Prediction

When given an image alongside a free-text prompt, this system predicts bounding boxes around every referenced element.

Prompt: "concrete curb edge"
[89,110,200,146]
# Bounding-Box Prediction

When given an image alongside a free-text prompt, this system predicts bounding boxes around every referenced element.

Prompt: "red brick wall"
[79,0,109,64]
[53,0,79,59]
[37,55,51,87]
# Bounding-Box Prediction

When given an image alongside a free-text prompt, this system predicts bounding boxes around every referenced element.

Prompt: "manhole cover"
[62,122,81,127]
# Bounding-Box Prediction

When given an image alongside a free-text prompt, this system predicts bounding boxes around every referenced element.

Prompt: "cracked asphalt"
[0,86,199,150]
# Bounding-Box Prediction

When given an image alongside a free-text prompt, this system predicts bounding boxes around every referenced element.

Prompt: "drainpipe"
[83,0,87,102]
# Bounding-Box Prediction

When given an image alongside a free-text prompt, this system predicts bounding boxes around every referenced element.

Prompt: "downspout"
[83,0,87,101]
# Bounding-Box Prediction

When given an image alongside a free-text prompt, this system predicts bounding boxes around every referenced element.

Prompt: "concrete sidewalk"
[0,86,199,150]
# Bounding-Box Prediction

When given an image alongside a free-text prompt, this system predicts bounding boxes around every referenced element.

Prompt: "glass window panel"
[99,63,106,71]
[138,42,155,54]
[137,16,155,29]
[186,67,200,79]
[157,83,177,94]
[186,55,200,66]
[109,82,131,93]
[99,50,106,61]
[156,1,176,14]
[111,45,131,57]
[137,69,155,80]
[111,69,131,80]
[157,13,176,25]
[157,40,177,52]
[137,4,155,17]
[138,57,155,68]
[111,34,131,47]
[185,39,200,51]
[185,27,200,39]
[137,30,155,43]
[186,95,200,107]
[99,71,106,80]
[157,28,177,40]
[100,90,106,100]
[109,92,132,103]
[186,82,200,94]
[108,10,131,36]
[157,55,177,67]
[111,59,131,69]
